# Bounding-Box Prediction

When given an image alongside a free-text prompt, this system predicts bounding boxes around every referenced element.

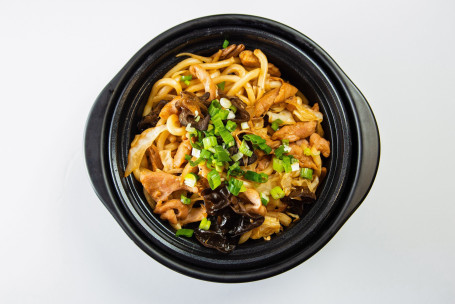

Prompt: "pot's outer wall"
[85,14,380,282]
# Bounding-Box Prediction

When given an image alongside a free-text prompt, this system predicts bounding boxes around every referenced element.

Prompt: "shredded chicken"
[158,96,180,120]
[189,64,217,101]
[240,189,267,216]
[310,133,331,157]
[146,145,163,171]
[154,199,189,225]
[288,144,317,170]
[272,121,317,142]
[140,171,197,202]
[173,140,192,168]
[254,83,298,117]
[239,50,281,76]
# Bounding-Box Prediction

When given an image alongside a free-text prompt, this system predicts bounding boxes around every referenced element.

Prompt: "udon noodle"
[125,42,330,253]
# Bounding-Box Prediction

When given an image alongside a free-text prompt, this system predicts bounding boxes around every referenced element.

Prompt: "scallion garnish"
[203,136,217,149]
[180,75,192,86]
[243,170,268,183]
[282,156,292,173]
[208,99,221,117]
[303,147,312,156]
[176,228,194,237]
[227,162,244,178]
[214,145,231,162]
[199,218,211,230]
[225,120,237,132]
[239,140,253,157]
[222,39,229,49]
[228,178,243,196]
[199,149,212,160]
[260,193,269,206]
[300,168,313,180]
[212,109,229,121]
[274,145,286,158]
[219,129,235,147]
[184,173,198,187]
[272,157,284,173]
[271,119,283,131]
[217,81,225,91]
[231,152,244,162]
[180,194,191,205]
[207,170,221,190]
[270,186,285,199]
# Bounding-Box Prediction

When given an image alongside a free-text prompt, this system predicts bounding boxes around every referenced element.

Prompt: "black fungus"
[196,185,264,253]
[201,185,231,215]
[282,187,316,216]
[179,108,210,131]
[229,97,250,123]
[137,99,168,132]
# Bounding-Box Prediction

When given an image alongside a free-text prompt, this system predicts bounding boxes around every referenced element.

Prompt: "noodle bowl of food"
[85,14,380,282]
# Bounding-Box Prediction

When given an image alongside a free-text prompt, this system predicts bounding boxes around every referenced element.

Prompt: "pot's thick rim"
[84,14,380,283]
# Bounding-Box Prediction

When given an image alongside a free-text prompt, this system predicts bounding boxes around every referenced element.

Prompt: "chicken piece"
[240,189,267,216]
[256,156,271,172]
[288,144,317,170]
[173,140,192,168]
[158,96,180,120]
[254,88,279,117]
[239,50,259,67]
[146,145,163,171]
[238,50,281,76]
[272,121,317,142]
[189,64,217,101]
[310,133,331,158]
[159,150,173,172]
[154,199,189,225]
[254,83,298,117]
[140,171,197,202]
[178,205,207,225]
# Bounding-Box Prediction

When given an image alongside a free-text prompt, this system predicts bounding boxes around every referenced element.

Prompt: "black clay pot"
[85,14,380,282]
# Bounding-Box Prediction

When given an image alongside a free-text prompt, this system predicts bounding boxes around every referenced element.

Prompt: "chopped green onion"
[239,140,253,157]
[207,124,214,132]
[282,139,290,145]
[212,118,225,131]
[260,193,269,206]
[219,129,235,147]
[258,143,272,154]
[214,145,231,162]
[199,218,211,230]
[243,171,268,183]
[225,120,237,132]
[217,81,225,91]
[271,119,283,131]
[212,109,229,121]
[176,228,194,237]
[180,75,192,82]
[184,155,191,161]
[291,161,300,172]
[199,149,212,160]
[208,99,221,117]
[228,178,244,196]
[231,152,243,162]
[243,134,266,145]
[274,145,286,158]
[273,157,284,172]
[203,136,217,149]
[207,170,221,190]
[184,173,198,187]
[194,115,201,122]
[300,168,313,179]
[227,110,236,120]
[283,156,292,173]
[181,194,191,205]
[222,39,229,49]
[303,147,312,156]
[191,148,201,158]
[270,186,285,199]
[227,162,244,177]
[229,105,237,113]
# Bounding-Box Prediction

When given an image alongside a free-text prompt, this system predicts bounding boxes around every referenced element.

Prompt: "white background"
[1,0,454,303]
